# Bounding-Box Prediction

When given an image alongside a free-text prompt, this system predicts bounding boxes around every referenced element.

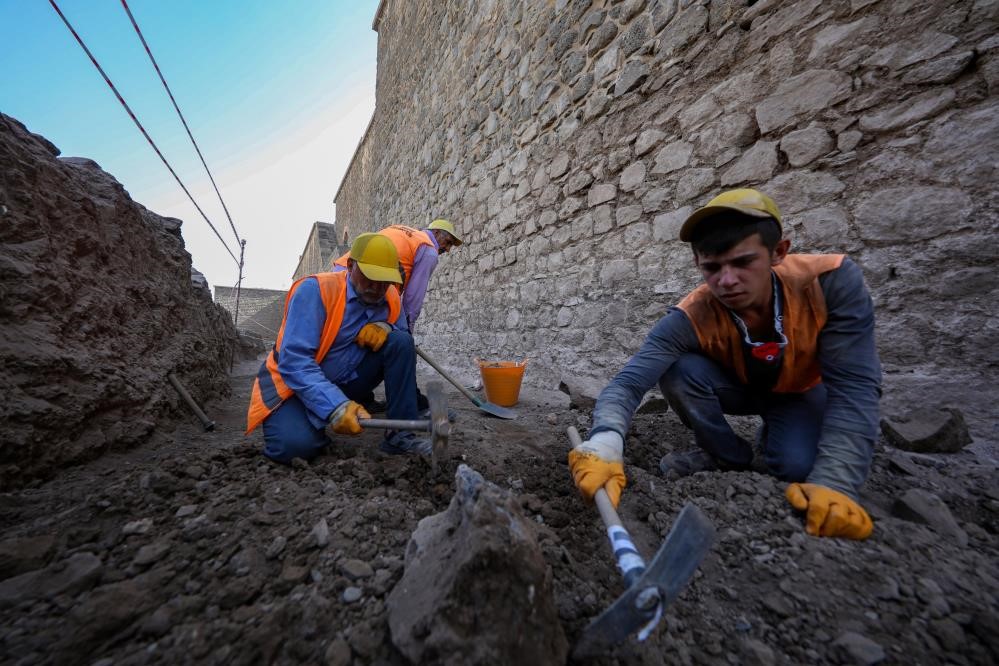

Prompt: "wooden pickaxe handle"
[358,418,432,431]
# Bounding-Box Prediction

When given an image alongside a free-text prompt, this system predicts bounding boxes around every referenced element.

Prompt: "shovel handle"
[415,346,482,406]
[568,426,647,588]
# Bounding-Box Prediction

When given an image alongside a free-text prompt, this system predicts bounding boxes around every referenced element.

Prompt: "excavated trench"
[1,360,997,665]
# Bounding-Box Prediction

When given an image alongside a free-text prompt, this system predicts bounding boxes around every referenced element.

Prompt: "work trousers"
[661,353,827,481]
[262,330,419,463]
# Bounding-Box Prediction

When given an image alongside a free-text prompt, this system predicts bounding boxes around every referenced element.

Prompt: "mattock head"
[426,381,450,474]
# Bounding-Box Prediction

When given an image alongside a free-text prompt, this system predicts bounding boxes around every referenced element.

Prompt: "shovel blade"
[572,503,715,659]
[476,399,517,419]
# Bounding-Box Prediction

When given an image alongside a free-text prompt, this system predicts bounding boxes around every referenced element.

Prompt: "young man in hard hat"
[569,189,882,540]
[332,218,463,333]
[247,233,431,462]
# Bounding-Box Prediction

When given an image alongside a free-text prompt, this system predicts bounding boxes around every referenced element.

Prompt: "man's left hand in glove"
[785,482,873,540]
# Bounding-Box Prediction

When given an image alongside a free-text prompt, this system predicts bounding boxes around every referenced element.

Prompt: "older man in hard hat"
[247,233,430,462]
[332,219,463,333]
[569,189,882,540]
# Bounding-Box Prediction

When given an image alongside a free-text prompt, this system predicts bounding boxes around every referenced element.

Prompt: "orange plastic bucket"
[478,360,527,407]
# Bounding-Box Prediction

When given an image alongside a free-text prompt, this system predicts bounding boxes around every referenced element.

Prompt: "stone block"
[571,213,594,240]
[901,52,974,85]
[763,170,846,214]
[572,73,594,101]
[679,93,722,130]
[894,31,960,70]
[559,196,584,219]
[558,376,606,410]
[807,17,879,64]
[621,15,651,55]
[792,206,850,249]
[675,168,715,202]
[588,21,619,55]
[651,140,694,174]
[550,152,570,178]
[498,204,518,230]
[653,206,694,241]
[616,205,643,226]
[924,103,999,188]
[595,43,620,81]
[566,171,594,194]
[855,186,973,242]
[585,91,612,120]
[837,130,863,152]
[755,70,852,134]
[619,161,647,192]
[651,0,678,32]
[588,183,617,207]
[624,221,651,245]
[599,259,637,286]
[859,89,956,133]
[561,51,586,82]
[635,128,666,155]
[593,205,614,234]
[720,140,778,186]
[614,60,650,96]
[659,3,708,55]
[780,126,834,167]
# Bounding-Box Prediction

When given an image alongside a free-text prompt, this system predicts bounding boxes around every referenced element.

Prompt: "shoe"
[417,407,457,423]
[362,398,387,414]
[379,430,433,456]
[659,449,719,478]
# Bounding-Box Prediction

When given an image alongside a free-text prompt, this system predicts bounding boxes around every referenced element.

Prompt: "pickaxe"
[567,426,715,659]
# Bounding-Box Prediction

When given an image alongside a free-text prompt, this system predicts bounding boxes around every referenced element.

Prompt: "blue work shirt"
[276,276,403,430]
[591,257,882,498]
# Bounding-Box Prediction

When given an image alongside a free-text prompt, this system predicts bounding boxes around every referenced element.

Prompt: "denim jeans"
[262,330,419,463]
[660,353,827,481]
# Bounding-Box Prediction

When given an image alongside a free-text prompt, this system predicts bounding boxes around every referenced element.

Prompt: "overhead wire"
[119,0,242,247]
[48,0,239,265]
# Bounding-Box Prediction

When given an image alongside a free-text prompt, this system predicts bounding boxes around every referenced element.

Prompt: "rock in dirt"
[0,534,56,579]
[0,552,103,608]
[558,376,604,410]
[832,631,885,664]
[892,488,968,547]
[387,464,568,665]
[880,407,972,453]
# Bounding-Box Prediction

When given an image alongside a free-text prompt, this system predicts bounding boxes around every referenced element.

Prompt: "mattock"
[358,381,451,474]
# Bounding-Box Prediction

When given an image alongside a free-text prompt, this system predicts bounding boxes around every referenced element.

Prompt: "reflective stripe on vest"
[677,254,845,393]
[245,271,401,433]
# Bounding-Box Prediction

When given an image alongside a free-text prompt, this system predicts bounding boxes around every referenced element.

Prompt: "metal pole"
[230,239,246,373]
[168,373,216,431]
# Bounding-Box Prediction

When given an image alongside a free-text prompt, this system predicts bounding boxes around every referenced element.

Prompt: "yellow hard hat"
[350,233,403,283]
[428,218,463,245]
[679,188,782,242]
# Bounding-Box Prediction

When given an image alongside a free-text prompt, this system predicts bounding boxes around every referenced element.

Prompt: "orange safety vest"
[677,254,845,393]
[245,271,401,433]
[329,225,435,288]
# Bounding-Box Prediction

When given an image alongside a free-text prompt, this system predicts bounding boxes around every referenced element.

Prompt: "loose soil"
[1,359,997,665]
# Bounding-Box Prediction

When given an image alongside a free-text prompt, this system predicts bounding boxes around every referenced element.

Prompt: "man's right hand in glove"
[568,430,626,508]
[326,401,371,436]
[355,322,391,352]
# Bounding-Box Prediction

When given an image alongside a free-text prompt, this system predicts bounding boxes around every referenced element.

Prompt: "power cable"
[48,0,239,264]
[119,0,242,247]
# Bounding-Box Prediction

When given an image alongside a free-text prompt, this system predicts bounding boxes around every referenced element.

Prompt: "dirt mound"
[0,366,996,664]
[0,114,237,487]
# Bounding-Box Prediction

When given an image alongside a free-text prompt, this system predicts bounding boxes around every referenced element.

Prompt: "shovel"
[567,426,715,659]
[415,345,517,419]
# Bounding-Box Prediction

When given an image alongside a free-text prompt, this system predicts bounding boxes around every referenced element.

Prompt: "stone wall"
[214,286,285,344]
[334,0,999,436]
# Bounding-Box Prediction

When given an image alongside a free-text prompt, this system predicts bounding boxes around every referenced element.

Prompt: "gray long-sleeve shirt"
[591,257,882,499]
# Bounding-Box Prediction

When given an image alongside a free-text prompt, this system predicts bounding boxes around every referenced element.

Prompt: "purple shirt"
[402,230,440,330]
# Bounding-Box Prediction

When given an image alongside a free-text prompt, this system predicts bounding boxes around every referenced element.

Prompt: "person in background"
[247,233,430,463]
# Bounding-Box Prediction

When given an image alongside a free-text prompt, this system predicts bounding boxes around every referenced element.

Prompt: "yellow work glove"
[355,321,391,352]
[326,401,371,436]
[567,431,627,508]
[785,482,873,540]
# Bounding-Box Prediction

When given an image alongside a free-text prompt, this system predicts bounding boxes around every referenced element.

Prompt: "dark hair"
[690,215,782,257]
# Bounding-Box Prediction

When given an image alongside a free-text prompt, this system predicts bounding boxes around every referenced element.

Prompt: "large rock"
[880,407,973,454]
[558,375,606,410]
[755,70,852,133]
[892,489,969,547]
[387,465,567,665]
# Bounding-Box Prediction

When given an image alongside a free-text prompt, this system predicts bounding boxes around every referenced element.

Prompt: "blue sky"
[1,0,379,290]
